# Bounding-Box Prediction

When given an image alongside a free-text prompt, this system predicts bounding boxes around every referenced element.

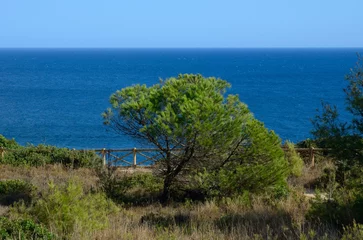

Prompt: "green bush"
[97,166,134,201]
[0,135,20,149]
[1,144,102,168]
[13,179,119,238]
[284,141,304,177]
[342,222,363,240]
[0,180,35,206]
[97,167,162,205]
[0,217,54,240]
[308,186,363,228]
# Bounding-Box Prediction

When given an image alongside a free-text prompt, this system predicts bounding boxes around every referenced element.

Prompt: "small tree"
[103,74,287,202]
[312,56,363,180]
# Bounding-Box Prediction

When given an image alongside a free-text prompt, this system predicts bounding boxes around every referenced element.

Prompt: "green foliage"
[284,141,304,177]
[342,222,363,240]
[1,144,102,168]
[0,217,54,240]
[103,74,288,202]
[308,185,363,227]
[311,56,363,175]
[190,119,289,199]
[0,135,20,149]
[129,172,163,192]
[97,167,162,205]
[0,180,35,205]
[310,57,363,229]
[13,179,119,238]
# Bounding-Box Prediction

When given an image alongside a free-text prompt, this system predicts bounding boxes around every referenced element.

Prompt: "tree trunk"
[160,175,173,204]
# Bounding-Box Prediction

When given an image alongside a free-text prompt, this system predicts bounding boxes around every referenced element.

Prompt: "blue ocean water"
[0,48,361,149]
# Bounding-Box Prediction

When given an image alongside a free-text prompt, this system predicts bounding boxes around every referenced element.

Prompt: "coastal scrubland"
[0,137,363,240]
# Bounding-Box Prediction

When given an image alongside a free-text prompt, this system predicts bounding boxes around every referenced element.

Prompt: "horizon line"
[0,46,363,50]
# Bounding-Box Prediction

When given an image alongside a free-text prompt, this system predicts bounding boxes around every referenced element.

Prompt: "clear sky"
[1,0,362,48]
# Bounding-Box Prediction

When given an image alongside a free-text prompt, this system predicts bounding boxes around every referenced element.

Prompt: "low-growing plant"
[97,167,163,205]
[308,186,363,228]
[342,221,363,240]
[1,144,102,168]
[0,180,35,206]
[12,179,119,239]
[0,135,20,150]
[97,166,134,201]
[0,217,54,240]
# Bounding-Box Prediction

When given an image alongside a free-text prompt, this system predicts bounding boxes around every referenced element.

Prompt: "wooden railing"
[281,147,331,167]
[93,148,163,167]
[0,146,331,168]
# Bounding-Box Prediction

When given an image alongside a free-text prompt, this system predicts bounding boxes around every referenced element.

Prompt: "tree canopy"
[103,74,288,202]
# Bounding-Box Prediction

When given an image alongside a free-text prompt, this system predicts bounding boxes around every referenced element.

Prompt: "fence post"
[310,147,315,167]
[102,148,106,166]
[133,148,137,168]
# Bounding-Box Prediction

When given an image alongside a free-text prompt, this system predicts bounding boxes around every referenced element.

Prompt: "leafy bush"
[342,222,363,240]
[308,186,363,228]
[0,135,20,149]
[1,144,102,168]
[97,166,134,201]
[13,179,119,238]
[97,167,162,205]
[0,180,35,205]
[0,217,54,240]
[284,141,304,177]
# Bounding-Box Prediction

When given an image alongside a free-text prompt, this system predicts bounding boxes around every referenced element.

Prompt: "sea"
[0,48,362,149]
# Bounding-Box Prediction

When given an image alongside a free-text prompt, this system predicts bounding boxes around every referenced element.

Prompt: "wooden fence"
[94,148,163,167]
[0,146,331,168]
[281,147,331,167]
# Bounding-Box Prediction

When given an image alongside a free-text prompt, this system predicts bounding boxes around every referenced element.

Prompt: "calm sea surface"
[0,48,362,149]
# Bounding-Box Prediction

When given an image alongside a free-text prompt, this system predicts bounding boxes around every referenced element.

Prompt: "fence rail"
[94,148,164,167]
[0,146,331,168]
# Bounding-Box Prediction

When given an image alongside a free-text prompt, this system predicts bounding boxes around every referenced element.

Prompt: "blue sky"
[1,0,362,48]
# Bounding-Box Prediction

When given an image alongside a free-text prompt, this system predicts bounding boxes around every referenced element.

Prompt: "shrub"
[1,144,102,168]
[0,217,54,240]
[97,167,162,205]
[0,180,35,206]
[342,222,363,240]
[0,135,20,149]
[13,179,119,238]
[284,141,304,177]
[308,186,363,228]
[97,166,134,201]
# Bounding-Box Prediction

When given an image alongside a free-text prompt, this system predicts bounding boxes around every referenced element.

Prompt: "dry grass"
[89,195,340,240]
[0,164,99,193]
[0,163,342,240]
[289,159,334,189]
